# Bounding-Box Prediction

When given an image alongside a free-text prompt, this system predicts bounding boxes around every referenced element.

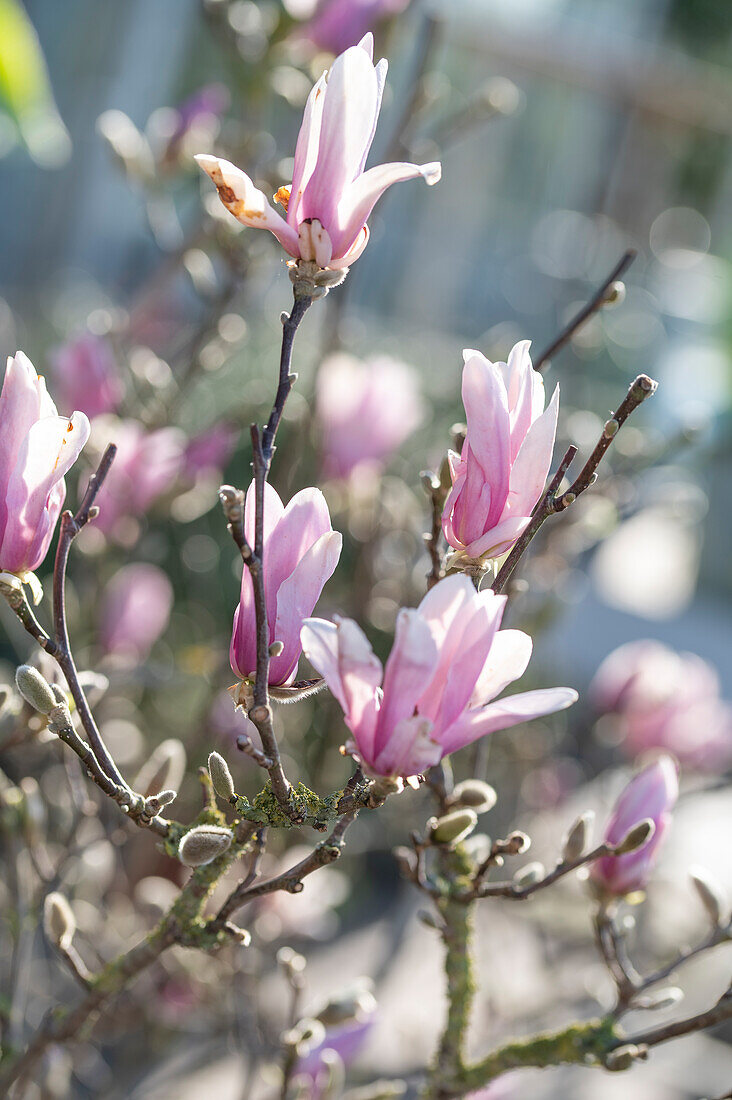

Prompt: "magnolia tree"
[0,16,731,1100]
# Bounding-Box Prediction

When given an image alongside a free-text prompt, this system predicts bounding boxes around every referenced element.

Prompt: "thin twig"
[626,988,732,1050]
[533,250,636,372]
[215,811,357,922]
[492,374,657,595]
[53,445,127,790]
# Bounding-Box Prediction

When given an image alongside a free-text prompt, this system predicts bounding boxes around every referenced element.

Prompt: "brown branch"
[470,842,612,902]
[422,472,447,590]
[626,988,732,1050]
[53,445,127,791]
[214,811,357,922]
[533,249,636,372]
[492,374,657,595]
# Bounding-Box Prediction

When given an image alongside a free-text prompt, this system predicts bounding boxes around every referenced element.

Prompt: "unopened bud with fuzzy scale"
[463,833,492,864]
[513,861,545,888]
[134,739,186,798]
[208,751,235,800]
[634,986,683,1011]
[562,812,594,863]
[15,665,57,715]
[429,809,478,846]
[317,982,376,1027]
[269,640,284,658]
[143,789,177,817]
[44,892,75,950]
[282,1017,325,1055]
[690,867,727,927]
[604,1044,645,1071]
[504,830,530,855]
[178,825,232,867]
[448,779,497,814]
[614,817,655,855]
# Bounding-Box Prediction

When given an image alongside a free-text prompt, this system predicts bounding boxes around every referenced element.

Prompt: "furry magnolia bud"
[134,739,186,798]
[429,809,478,846]
[44,891,75,949]
[208,751,235,801]
[513,861,545,888]
[178,825,232,867]
[614,817,655,856]
[562,812,594,863]
[15,665,57,715]
[449,779,497,814]
[690,867,727,927]
[604,1044,645,1072]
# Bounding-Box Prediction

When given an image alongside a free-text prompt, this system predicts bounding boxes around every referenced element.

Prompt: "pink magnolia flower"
[301,574,577,778]
[50,334,123,421]
[591,755,679,898]
[316,352,424,480]
[294,1016,374,1098]
[92,419,185,536]
[591,640,732,771]
[195,34,440,271]
[442,342,559,560]
[99,563,173,661]
[298,0,412,55]
[0,352,90,576]
[230,482,342,687]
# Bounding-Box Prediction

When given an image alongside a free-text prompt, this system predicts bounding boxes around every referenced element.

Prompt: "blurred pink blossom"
[302,575,576,778]
[294,1012,375,1096]
[163,83,229,164]
[316,352,424,480]
[442,342,559,560]
[591,640,732,771]
[196,35,440,270]
[230,482,342,687]
[99,563,173,661]
[0,352,90,575]
[50,334,123,421]
[591,755,679,897]
[183,422,237,478]
[298,0,412,55]
[92,419,185,536]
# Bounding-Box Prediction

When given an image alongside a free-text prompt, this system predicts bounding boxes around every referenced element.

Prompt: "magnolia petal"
[373,714,440,778]
[374,609,438,758]
[300,42,380,238]
[462,514,530,560]
[332,160,441,259]
[243,480,285,549]
[508,384,559,519]
[289,72,327,226]
[301,617,347,708]
[195,154,300,256]
[472,628,533,707]
[439,687,578,755]
[271,530,342,685]
[265,486,334,626]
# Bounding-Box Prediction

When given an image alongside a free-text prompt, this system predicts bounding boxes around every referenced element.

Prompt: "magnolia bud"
[44,892,75,949]
[269,640,284,658]
[614,818,655,855]
[604,280,626,306]
[143,789,177,817]
[463,833,492,864]
[504,830,530,855]
[690,867,727,927]
[282,1017,325,1055]
[15,665,57,715]
[134,739,186,798]
[317,983,376,1027]
[208,751,235,801]
[634,986,683,1011]
[178,825,232,867]
[605,1044,643,1071]
[562,812,594,863]
[513,861,545,888]
[429,809,478,846]
[449,779,497,814]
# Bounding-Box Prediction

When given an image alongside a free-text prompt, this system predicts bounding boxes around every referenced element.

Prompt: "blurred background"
[0,0,730,1097]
